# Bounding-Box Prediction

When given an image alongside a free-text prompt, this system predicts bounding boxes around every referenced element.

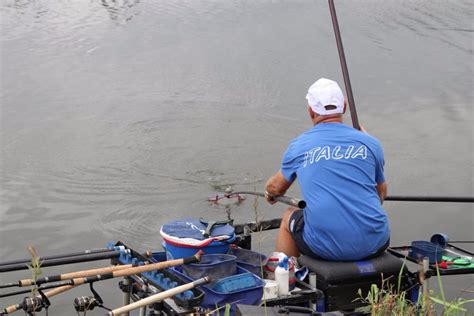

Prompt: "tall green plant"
[26,246,42,297]
[356,263,474,315]
[25,245,43,315]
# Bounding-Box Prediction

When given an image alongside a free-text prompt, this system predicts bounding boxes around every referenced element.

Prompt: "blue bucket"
[163,236,236,260]
[161,218,236,260]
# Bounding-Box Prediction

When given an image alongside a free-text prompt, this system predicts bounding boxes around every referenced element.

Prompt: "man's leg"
[276,207,301,257]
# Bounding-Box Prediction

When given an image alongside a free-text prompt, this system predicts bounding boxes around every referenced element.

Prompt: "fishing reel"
[22,297,45,314]
[73,296,100,312]
[73,282,111,314]
[21,290,50,315]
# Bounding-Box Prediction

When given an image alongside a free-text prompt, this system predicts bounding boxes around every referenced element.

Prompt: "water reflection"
[101,0,141,22]
[1,0,142,32]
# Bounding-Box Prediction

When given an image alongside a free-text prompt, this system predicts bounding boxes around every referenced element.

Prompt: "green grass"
[356,261,474,316]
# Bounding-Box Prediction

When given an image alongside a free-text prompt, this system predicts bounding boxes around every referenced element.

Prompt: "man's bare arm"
[265,171,294,204]
[377,181,387,204]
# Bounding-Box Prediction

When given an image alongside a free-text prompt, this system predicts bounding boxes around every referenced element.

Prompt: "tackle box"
[388,243,474,276]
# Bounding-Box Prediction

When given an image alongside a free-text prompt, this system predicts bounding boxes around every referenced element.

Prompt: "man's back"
[281,122,389,261]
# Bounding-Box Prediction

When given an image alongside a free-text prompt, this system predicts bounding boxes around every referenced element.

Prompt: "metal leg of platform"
[121,277,131,316]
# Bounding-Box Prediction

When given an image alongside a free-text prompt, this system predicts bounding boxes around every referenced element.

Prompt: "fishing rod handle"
[67,251,203,286]
[1,285,75,314]
[231,191,306,209]
[3,304,20,314]
[108,277,210,315]
[273,195,307,209]
[18,264,133,287]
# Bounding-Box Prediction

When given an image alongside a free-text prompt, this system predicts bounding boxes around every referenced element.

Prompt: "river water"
[1,0,473,313]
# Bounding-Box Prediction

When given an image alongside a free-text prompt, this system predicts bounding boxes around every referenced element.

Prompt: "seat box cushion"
[298,252,406,286]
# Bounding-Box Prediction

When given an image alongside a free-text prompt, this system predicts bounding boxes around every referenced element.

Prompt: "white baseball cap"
[306,78,345,115]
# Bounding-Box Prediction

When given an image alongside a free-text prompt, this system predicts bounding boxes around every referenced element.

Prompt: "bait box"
[388,244,474,275]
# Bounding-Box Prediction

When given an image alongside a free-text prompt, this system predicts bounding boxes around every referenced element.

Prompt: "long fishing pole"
[0,247,116,267]
[0,281,73,298]
[327,1,473,204]
[385,196,474,203]
[0,250,123,273]
[328,0,360,130]
[2,253,200,290]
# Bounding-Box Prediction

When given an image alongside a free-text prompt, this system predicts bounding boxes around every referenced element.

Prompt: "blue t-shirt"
[281,122,390,261]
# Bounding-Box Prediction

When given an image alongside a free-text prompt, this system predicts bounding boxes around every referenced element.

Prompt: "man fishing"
[265,78,389,261]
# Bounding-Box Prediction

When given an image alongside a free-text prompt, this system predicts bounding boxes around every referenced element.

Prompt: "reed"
[26,246,42,296]
[25,246,43,315]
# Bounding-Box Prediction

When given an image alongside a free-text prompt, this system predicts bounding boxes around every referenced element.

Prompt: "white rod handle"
[108,277,209,316]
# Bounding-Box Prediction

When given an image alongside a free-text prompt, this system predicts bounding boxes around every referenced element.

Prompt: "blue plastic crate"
[228,247,267,276]
[183,254,237,284]
[171,265,263,314]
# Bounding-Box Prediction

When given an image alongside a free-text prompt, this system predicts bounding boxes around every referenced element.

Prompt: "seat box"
[298,252,411,311]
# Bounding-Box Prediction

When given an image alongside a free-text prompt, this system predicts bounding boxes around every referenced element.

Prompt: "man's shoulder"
[357,131,383,147]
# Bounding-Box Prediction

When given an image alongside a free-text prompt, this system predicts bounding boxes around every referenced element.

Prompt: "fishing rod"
[216,191,306,209]
[2,253,200,291]
[327,2,473,204]
[385,195,474,203]
[0,247,116,267]
[328,0,360,130]
[2,285,76,315]
[0,281,73,298]
[0,262,135,289]
[1,252,202,315]
[107,277,210,316]
[209,192,473,209]
[0,249,124,273]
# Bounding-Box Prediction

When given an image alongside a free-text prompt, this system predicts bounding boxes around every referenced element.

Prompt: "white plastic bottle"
[274,256,289,296]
